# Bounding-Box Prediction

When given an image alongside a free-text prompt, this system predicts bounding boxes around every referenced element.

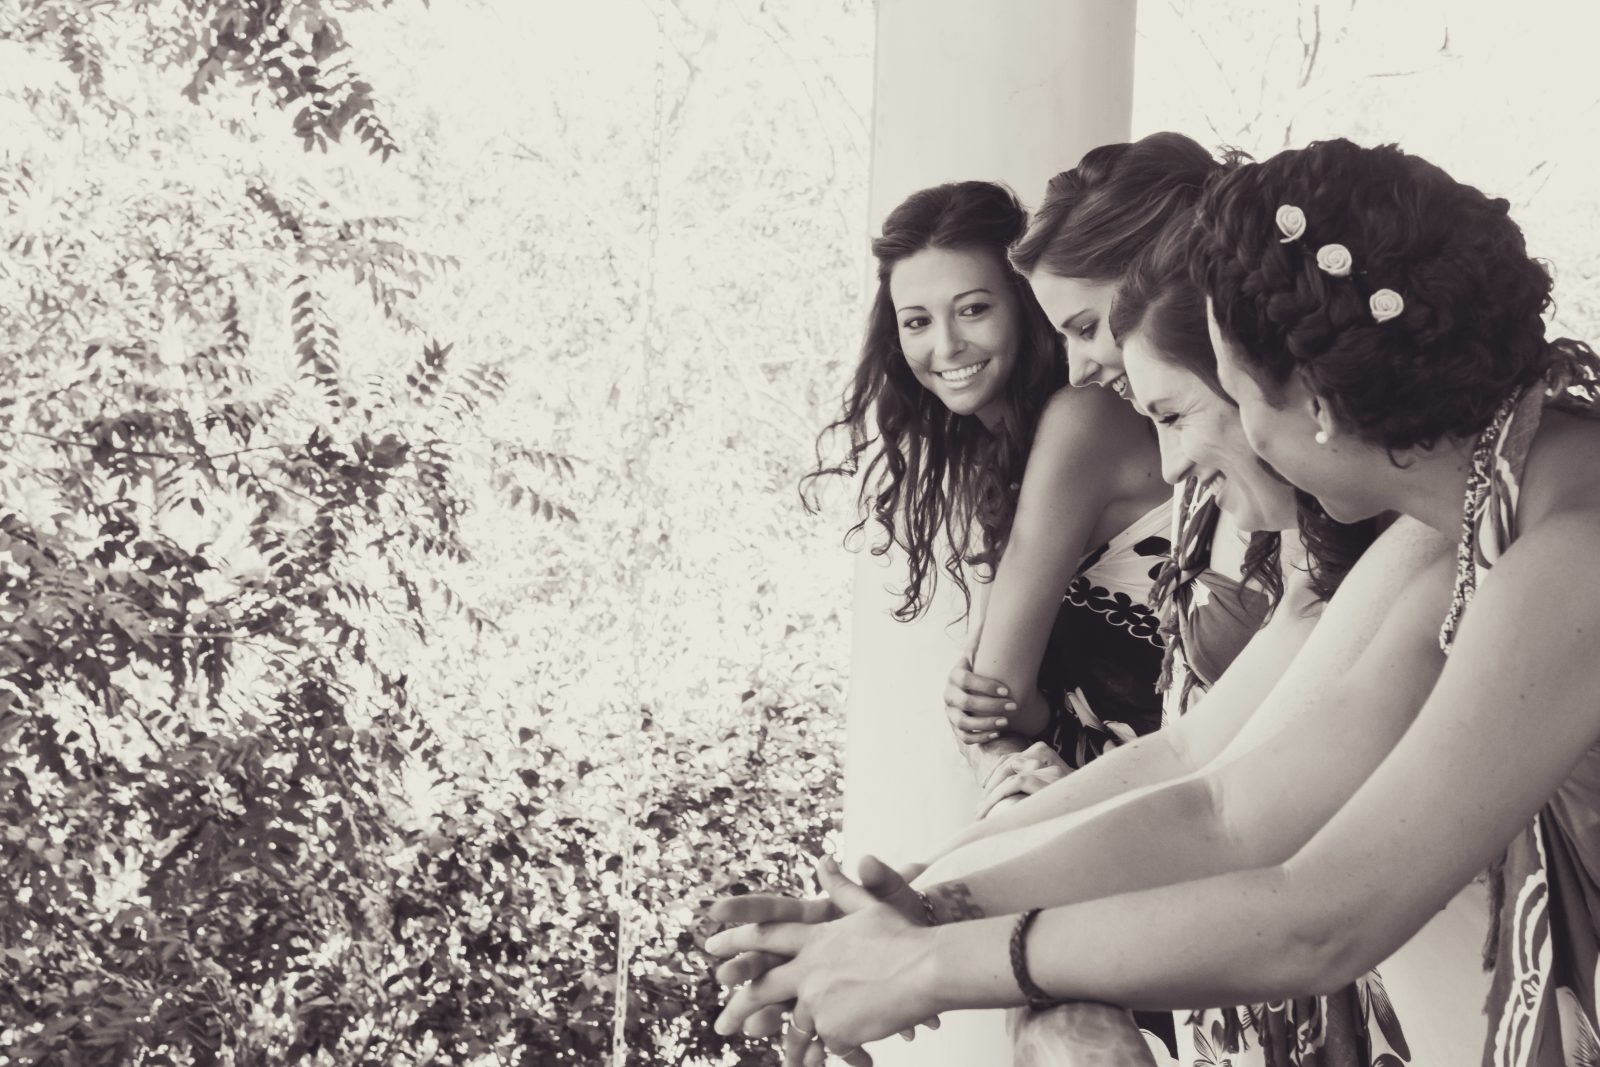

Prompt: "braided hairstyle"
[1192,138,1557,450]
[801,181,1066,622]
[1190,138,1600,968]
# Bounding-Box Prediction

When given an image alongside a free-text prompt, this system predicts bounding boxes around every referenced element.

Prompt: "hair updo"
[802,181,1065,621]
[1191,138,1556,451]
[1010,131,1224,282]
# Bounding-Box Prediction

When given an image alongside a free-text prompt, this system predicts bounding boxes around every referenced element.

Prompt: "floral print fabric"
[1443,351,1600,1067]
[1037,499,1171,768]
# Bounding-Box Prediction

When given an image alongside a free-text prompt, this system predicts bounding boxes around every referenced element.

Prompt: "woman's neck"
[1276,527,1310,576]
[1380,437,1475,536]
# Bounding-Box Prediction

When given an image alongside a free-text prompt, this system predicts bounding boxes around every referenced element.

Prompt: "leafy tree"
[1,0,866,1063]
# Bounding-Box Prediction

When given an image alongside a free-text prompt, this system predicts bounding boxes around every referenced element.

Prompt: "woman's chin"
[941,388,1002,421]
[1314,493,1373,525]
[1217,503,1270,534]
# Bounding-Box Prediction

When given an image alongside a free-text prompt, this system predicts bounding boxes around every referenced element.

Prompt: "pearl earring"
[1314,430,1329,445]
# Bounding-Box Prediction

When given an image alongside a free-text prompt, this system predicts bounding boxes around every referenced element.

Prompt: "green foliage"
[1,0,863,1064]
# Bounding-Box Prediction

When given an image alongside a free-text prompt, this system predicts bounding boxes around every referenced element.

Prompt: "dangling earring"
[1314,430,1329,445]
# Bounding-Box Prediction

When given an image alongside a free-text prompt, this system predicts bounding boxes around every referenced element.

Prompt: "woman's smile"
[936,358,992,386]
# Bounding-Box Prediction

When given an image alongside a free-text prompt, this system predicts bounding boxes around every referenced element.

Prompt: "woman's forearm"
[921,771,1248,919]
[924,726,1192,865]
[916,862,1351,1016]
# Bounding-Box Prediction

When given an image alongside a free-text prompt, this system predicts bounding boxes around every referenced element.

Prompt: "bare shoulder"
[1324,515,1452,608]
[1034,384,1149,448]
[1522,410,1600,523]
[1500,502,1600,573]
[1032,386,1161,507]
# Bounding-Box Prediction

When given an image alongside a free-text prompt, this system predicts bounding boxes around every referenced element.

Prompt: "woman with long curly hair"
[720,200,1475,1067]
[803,179,1170,767]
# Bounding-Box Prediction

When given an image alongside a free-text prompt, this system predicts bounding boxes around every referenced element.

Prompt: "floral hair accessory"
[1275,205,1307,243]
[1316,243,1353,277]
[1369,289,1405,323]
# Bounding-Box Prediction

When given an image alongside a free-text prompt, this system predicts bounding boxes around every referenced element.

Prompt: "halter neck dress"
[1440,356,1600,1067]
[1160,479,1434,1067]
[1035,497,1172,768]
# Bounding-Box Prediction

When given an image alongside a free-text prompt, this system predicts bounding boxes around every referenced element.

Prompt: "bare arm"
[920,544,1451,916]
[920,512,1600,1011]
[926,518,1443,861]
[968,386,1160,737]
[925,582,1310,861]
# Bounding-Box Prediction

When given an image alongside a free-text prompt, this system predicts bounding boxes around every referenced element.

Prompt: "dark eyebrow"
[1137,393,1173,418]
[896,288,992,314]
[1060,308,1093,331]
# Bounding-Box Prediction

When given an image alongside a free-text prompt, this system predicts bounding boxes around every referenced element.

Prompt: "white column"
[843,3,1136,1062]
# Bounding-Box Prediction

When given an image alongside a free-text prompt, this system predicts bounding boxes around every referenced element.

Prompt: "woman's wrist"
[909,923,956,1018]
[1009,689,1052,738]
[915,916,1029,1015]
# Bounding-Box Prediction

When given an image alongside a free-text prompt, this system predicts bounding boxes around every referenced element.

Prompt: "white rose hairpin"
[1369,289,1405,323]
[1315,243,1353,277]
[1271,206,1405,324]
[1275,204,1307,243]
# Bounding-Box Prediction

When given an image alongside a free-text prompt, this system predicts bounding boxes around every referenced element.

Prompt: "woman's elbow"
[1259,869,1386,996]
[1277,924,1374,995]
[1211,773,1323,872]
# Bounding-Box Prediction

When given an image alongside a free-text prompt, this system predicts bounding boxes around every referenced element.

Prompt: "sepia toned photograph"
[2,1,1597,1065]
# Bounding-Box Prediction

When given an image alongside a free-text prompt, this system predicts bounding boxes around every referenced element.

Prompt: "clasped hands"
[703,855,943,1066]
[945,648,1072,815]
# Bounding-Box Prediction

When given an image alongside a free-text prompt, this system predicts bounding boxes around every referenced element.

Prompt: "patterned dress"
[1156,479,1419,1067]
[1153,478,1271,726]
[1443,354,1600,1067]
[1036,499,1172,768]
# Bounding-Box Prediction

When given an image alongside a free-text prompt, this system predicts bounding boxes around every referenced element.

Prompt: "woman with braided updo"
[706,139,1600,1067]
[1195,138,1600,1067]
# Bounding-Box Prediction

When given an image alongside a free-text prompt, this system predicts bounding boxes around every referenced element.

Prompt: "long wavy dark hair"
[801,181,1066,621]
[1112,217,1378,609]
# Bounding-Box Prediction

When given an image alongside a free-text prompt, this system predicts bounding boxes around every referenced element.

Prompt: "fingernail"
[1004,701,1017,711]
[705,932,725,953]
[996,686,1009,697]
[996,718,1008,728]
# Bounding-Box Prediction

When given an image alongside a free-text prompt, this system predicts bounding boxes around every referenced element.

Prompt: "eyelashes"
[901,304,991,332]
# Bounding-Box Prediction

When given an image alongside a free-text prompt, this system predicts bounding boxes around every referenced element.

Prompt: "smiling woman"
[803,179,1170,760]
[889,246,1022,426]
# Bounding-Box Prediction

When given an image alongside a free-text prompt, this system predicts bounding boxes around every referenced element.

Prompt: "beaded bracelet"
[1009,907,1062,1011]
